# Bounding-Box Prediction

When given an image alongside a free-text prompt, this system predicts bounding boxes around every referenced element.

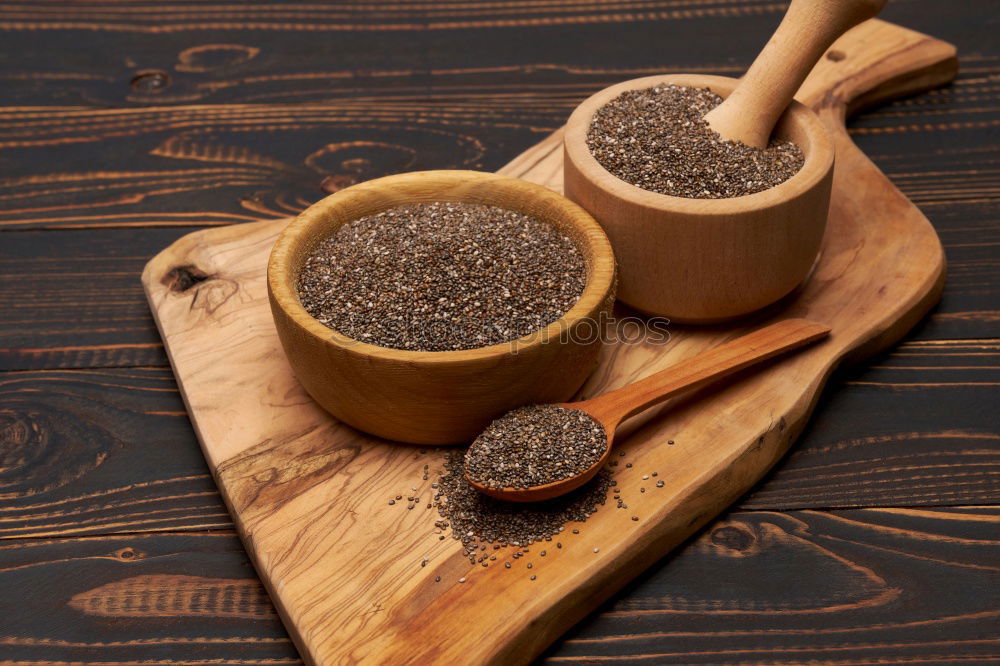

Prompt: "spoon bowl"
[469,427,612,502]
[466,318,830,502]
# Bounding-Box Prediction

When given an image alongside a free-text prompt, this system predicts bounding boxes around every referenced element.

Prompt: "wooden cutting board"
[142,20,956,666]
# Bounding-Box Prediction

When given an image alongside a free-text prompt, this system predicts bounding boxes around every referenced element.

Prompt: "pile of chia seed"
[433,450,614,561]
[388,442,677,576]
[464,405,607,489]
[296,201,586,352]
[586,84,805,199]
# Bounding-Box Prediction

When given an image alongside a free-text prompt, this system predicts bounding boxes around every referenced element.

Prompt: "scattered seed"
[432,450,614,560]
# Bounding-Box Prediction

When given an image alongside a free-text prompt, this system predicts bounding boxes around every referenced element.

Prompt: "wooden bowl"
[267,170,617,445]
[564,74,834,323]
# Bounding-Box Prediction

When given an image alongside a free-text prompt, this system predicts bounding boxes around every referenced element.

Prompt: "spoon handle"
[576,319,830,428]
[704,0,886,147]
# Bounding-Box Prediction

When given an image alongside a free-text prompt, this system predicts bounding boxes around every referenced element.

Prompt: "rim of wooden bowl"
[267,169,617,365]
[564,74,834,214]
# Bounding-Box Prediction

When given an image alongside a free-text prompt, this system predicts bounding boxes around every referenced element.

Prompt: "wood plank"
[1,197,995,373]
[0,530,299,664]
[0,228,185,370]
[0,347,996,539]
[742,339,1000,509]
[1,507,996,664]
[0,368,230,539]
[545,506,1000,664]
[139,20,967,664]
[0,1,820,108]
[0,0,993,106]
[0,63,996,232]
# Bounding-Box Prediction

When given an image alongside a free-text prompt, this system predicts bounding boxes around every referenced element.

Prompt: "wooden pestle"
[704,0,887,148]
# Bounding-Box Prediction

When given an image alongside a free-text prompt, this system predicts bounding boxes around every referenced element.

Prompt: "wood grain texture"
[0,1,997,664]
[0,508,996,664]
[0,368,230,539]
[0,228,187,370]
[0,1,995,236]
[545,506,1000,664]
[137,21,968,665]
[0,0,994,107]
[1,196,995,374]
[0,64,995,232]
[742,338,1000,509]
[0,345,995,540]
[0,530,300,664]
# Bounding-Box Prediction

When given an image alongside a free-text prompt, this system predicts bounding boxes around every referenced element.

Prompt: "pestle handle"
[704,0,887,148]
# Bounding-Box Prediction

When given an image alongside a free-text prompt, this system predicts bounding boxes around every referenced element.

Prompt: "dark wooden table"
[1,1,998,663]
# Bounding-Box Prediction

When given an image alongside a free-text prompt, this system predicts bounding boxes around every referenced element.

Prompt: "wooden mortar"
[564,0,886,323]
[565,74,833,323]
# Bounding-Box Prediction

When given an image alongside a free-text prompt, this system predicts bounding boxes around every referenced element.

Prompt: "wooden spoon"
[704,0,887,148]
[466,318,830,502]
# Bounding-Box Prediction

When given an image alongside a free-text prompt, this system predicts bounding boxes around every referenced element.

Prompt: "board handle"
[796,18,958,116]
[500,20,957,192]
[705,0,886,147]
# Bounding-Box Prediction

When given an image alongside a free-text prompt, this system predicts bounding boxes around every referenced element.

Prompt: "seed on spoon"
[464,405,608,490]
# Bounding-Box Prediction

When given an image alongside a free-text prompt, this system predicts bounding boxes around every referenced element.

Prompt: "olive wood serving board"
[141,19,956,666]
